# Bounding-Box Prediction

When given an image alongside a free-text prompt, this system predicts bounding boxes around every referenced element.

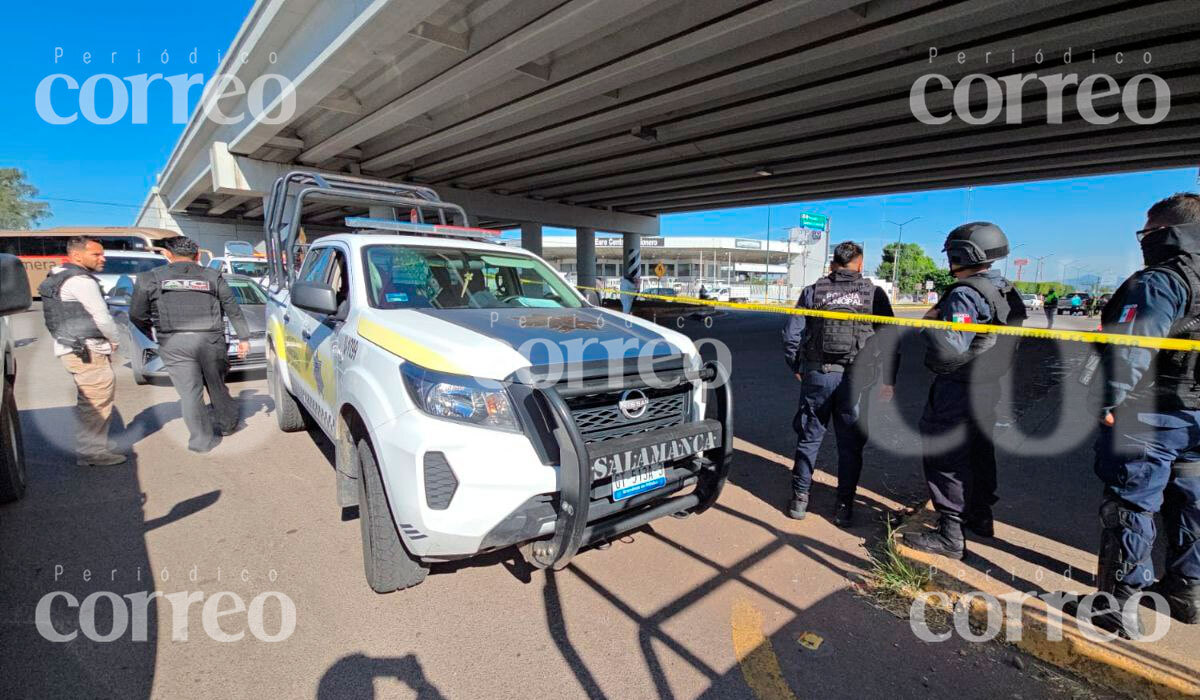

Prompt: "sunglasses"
[1136,225,1168,242]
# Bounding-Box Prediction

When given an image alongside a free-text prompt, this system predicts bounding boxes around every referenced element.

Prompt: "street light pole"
[886,216,920,300]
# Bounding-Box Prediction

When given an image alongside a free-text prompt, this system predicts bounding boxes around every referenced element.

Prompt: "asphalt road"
[0,306,1114,699]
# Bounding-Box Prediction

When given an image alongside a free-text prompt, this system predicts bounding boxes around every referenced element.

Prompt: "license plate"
[611,464,666,501]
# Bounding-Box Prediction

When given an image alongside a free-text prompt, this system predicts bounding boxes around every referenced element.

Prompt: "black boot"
[904,514,965,560]
[786,494,808,520]
[1152,576,1200,625]
[833,499,854,528]
[964,506,994,538]
[1092,515,1147,640]
[1090,583,1146,640]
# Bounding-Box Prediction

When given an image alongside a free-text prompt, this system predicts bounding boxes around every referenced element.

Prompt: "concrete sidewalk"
[897,507,1200,698]
[888,334,1200,699]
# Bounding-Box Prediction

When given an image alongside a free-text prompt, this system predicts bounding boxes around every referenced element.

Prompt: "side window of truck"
[298,248,332,284]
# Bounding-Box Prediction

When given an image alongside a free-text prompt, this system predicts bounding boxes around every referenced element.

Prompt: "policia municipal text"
[130,236,251,453]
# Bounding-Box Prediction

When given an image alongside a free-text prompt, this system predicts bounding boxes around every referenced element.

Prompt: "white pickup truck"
[262,172,732,592]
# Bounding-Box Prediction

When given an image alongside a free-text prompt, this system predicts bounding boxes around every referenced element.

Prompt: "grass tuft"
[868,518,931,599]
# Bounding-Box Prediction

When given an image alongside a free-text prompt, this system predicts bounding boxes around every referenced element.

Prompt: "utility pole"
[1033,253,1053,286]
[886,217,920,300]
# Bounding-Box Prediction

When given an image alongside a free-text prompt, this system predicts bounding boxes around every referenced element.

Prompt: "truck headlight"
[401,364,519,432]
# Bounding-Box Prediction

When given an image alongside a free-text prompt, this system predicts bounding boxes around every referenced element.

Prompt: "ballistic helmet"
[942,222,1009,267]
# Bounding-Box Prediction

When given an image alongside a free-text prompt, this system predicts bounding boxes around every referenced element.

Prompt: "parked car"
[106,273,269,384]
[263,171,731,592]
[94,250,168,294]
[1020,293,1042,311]
[1058,292,1092,315]
[207,255,269,286]
[0,254,32,502]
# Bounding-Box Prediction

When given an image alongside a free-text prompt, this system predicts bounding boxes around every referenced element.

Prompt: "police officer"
[1091,192,1200,639]
[905,223,1026,559]
[781,241,898,526]
[130,236,251,453]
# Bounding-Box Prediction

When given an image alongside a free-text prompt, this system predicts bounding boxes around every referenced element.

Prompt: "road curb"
[892,510,1200,699]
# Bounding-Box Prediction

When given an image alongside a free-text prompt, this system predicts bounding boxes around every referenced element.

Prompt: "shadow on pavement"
[317,653,446,699]
[0,405,219,699]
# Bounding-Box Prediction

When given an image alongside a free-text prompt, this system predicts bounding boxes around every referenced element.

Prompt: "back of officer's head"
[164,236,200,261]
[831,241,863,271]
[1147,193,1200,228]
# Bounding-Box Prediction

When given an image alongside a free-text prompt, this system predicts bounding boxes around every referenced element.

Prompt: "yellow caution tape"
[579,286,1200,352]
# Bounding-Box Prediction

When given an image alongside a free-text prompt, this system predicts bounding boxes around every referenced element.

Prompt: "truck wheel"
[356,438,428,593]
[131,366,150,385]
[267,354,306,433]
[0,381,28,503]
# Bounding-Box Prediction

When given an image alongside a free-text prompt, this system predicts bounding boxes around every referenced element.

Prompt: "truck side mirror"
[0,254,32,316]
[292,281,339,316]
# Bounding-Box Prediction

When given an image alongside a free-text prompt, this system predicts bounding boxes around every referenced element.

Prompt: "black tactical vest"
[1106,256,1200,411]
[38,265,105,345]
[927,273,1027,381]
[149,263,225,335]
[802,270,876,366]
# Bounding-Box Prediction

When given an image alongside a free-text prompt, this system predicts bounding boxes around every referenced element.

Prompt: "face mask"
[1140,223,1200,267]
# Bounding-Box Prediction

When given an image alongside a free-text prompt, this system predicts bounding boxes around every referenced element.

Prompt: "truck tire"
[356,438,427,593]
[131,366,150,386]
[0,381,28,503]
[267,353,306,433]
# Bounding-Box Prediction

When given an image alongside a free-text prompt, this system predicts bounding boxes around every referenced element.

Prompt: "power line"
[38,197,147,210]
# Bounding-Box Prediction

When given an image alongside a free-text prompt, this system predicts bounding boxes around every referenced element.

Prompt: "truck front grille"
[567,387,691,443]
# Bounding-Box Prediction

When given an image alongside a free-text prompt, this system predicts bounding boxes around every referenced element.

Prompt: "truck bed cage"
[262,171,471,289]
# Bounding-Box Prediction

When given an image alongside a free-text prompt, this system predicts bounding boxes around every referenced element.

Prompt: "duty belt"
[802,362,847,373]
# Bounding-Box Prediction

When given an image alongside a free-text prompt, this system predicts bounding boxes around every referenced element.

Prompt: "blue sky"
[2,1,1197,287]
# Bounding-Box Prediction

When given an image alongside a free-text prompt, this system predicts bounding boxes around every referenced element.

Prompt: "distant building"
[524,234,829,303]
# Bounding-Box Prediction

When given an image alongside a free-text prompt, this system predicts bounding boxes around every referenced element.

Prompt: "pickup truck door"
[284,245,349,434]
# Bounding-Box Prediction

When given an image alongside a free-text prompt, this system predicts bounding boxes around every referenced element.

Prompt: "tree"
[0,168,50,229]
[876,242,940,294]
[1014,281,1074,296]
[925,268,955,293]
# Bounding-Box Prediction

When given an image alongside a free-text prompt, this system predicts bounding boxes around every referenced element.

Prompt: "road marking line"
[579,286,1200,352]
[730,599,797,700]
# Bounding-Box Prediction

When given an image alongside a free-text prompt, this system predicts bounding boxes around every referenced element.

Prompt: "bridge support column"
[576,227,595,291]
[521,222,543,257]
[621,232,641,314]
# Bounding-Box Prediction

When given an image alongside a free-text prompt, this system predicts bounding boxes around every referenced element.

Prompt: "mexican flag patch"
[951,312,973,324]
[1118,304,1137,323]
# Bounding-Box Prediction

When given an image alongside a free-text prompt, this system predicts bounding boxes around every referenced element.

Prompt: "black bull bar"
[527,361,733,570]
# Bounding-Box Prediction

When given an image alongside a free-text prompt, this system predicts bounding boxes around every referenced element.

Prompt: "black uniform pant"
[159,332,237,451]
[791,368,869,501]
[920,375,1001,520]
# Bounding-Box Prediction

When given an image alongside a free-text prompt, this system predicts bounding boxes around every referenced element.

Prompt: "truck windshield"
[102,256,167,275]
[229,260,268,277]
[363,245,582,310]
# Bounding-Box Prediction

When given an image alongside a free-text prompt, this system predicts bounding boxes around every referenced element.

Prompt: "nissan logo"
[618,389,649,419]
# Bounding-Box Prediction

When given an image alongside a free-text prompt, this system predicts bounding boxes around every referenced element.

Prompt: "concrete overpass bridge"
[136,0,1200,287]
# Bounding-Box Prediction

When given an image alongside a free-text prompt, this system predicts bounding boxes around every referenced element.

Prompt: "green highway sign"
[799,212,828,230]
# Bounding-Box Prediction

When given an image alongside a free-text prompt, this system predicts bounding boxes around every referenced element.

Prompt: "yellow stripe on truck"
[580,286,1200,353]
[356,317,466,374]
